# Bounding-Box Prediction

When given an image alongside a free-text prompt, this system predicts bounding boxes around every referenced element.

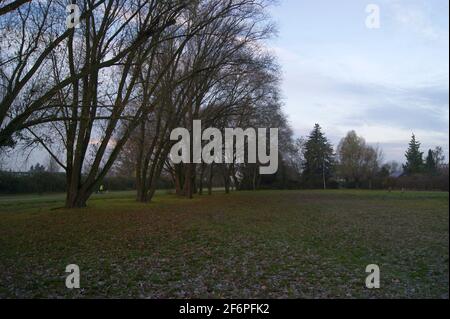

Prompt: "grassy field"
[0,190,448,299]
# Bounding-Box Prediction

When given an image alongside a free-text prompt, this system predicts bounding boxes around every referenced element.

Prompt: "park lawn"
[0,190,448,299]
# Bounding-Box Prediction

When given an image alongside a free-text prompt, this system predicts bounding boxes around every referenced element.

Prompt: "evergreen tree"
[403,134,424,175]
[302,124,335,189]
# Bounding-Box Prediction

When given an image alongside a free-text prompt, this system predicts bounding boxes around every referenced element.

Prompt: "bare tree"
[5,0,286,207]
[0,0,31,16]
[23,0,189,208]
[132,0,278,201]
[337,131,382,188]
[0,0,182,148]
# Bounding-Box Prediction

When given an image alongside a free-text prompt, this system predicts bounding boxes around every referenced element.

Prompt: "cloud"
[387,0,449,44]
[273,43,449,162]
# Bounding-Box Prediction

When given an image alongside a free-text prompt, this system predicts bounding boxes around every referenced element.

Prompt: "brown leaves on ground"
[0,190,448,299]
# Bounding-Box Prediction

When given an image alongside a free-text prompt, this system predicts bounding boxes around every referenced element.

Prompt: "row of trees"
[403,135,446,175]
[274,124,383,190]
[1,1,447,202]
[112,123,448,193]
[279,126,448,191]
[2,122,448,194]
[0,0,293,207]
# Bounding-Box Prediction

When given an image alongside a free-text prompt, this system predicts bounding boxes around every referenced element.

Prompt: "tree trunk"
[192,164,198,195]
[230,164,240,191]
[175,176,182,195]
[252,165,258,191]
[223,165,230,194]
[173,164,184,196]
[135,119,146,201]
[184,163,193,199]
[198,163,205,195]
[65,187,91,209]
[208,163,214,195]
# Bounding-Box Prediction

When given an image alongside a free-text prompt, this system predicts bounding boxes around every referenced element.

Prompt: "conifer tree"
[302,124,335,189]
[403,134,424,175]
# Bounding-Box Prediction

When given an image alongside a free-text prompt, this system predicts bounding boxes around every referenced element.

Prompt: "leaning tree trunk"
[252,165,259,191]
[145,149,170,203]
[172,164,184,196]
[135,119,147,202]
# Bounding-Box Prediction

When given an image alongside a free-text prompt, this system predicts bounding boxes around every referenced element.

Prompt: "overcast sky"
[2,0,449,171]
[269,0,449,162]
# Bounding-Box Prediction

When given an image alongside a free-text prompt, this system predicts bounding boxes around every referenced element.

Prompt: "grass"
[0,190,448,299]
